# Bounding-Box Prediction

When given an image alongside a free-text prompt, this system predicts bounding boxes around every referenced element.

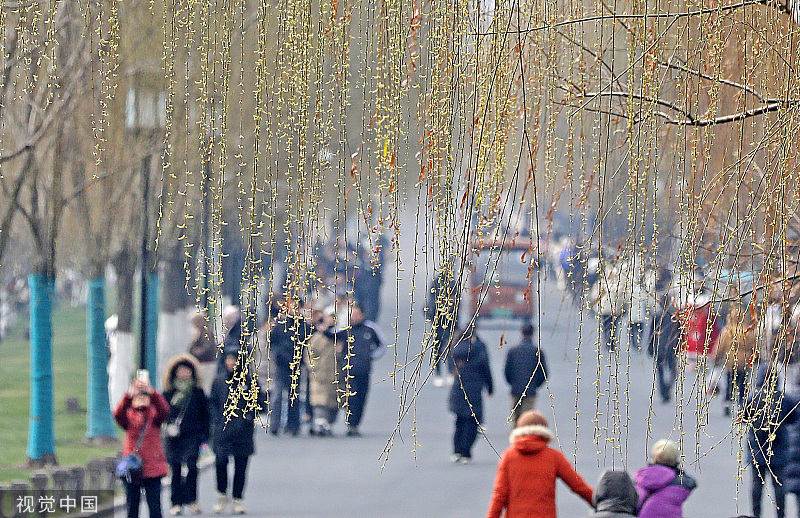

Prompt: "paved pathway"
[178,270,786,518]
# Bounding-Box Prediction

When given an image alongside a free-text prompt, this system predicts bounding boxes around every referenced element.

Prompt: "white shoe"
[445,374,455,386]
[232,499,246,515]
[450,454,462,463]
[433,376,445,388]
[169,506,182,516]
[213,493,228,514]
[187,502,202,515]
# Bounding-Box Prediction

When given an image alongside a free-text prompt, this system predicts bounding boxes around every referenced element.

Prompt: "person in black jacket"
[162,355,210,516]
[650,295,680,403]
[504,321,548,426]
[218,306,242,375]
[744,366,800,518]
[209,351,264,515]
[325,303,386,436]
[448,325,493,463]
[268,300,312,436]
[426,270,461,387]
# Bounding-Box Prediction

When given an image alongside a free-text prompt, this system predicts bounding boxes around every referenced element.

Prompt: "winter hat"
[652,439,680,467]
[516,410,547,429]
[510,410,553,442]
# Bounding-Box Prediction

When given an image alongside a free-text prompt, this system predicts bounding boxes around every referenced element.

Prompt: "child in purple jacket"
[634,439,696,518]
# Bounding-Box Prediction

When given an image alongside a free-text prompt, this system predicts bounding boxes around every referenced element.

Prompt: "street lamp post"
[125,71,166,373]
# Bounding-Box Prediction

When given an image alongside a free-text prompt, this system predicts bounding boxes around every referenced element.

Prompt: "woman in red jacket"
[487,410,594,518]
[114,377,171,518]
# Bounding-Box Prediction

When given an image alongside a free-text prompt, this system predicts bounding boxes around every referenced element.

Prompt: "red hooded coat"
[114,392,170,479]
[487,425,594,518]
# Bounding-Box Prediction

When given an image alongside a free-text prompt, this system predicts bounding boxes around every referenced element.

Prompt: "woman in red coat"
[114,377,171,518]
[487,411,594,518]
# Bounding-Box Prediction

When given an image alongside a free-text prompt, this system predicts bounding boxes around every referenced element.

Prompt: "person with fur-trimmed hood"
[486,410,594,518]
[162,354,210,516]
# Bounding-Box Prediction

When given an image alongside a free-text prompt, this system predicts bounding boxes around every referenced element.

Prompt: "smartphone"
[136,369,150,386]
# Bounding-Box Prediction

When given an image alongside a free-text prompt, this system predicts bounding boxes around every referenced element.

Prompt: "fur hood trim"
[162,353,203,391]
[510,424,553,443]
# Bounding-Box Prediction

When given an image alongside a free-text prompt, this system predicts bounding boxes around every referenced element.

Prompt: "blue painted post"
[86,277,115,439]
[145,273,159,381]
[27,273,57,464]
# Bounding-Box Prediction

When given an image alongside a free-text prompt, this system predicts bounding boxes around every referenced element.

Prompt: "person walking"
[426,270,460,387]
[187,311,217,394]
[326,303,385,436]
[744,368,799,518]
[634,439,697,518]
[449,326,493,463]
[486,410,593,518]
[209,351,262,515]
[304,307,340,436]
[586,470,639,518]
[590,261,624,351]
[650,295,681,403]
[268,299,312,436]
[628,269,656,353]
[504,320,548,426]
[114,377,171,518]
[714,304,758,416]
[162,355,210,516]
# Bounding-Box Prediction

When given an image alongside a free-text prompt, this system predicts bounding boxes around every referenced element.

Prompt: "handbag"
[165,389,193,438]
[116,417,149,484]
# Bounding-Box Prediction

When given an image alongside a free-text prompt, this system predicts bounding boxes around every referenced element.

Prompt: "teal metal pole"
[86,277,115,439]
[27,273,56,462]
[145,272,159,381]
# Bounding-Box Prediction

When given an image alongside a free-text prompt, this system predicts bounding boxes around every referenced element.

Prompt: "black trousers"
[600,315,622,351]
[269,363,301,434]
[125,477,162,518]
[170,458,199,506]
[215,455,250,500]
[724,367,749,409]
[655,347,677,402]
[752,460,786,518]
[344,371,371,429]
[629,321,645,351]
[453,415,479,458]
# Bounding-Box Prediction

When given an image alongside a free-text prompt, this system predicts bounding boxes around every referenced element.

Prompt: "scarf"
[170,378,193,407]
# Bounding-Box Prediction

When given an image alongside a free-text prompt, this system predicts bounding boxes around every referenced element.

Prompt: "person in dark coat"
[268,300,312,436]
[504,321,548,426]
[586,470,638,518]
[353,234,386,323]
[650,295,680,403]
[325,303,386,436]
[426,270,461,387]
[114,377,171,518]
[162,354,210,516]
[448,326,493,463]
[744,368,799,518]
[209,351,263,515]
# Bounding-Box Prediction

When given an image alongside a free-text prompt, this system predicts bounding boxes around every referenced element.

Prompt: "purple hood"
[634,464,696,518]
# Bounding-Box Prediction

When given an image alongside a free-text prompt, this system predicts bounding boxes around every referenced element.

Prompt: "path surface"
[181,212,778,517]
[186,291,773,516]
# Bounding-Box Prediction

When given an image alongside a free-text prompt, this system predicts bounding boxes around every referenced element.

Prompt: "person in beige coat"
[715,304,758,416]
[304,307,340,436]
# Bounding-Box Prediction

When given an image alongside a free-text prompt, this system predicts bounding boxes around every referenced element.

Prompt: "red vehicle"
[469,238,538,321]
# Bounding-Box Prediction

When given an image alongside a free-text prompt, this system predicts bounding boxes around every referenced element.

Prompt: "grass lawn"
[0,302,121,482]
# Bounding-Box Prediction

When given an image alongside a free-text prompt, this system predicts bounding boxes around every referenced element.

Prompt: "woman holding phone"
[114,372,170,518]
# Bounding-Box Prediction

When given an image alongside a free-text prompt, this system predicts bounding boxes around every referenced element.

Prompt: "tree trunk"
[27,272,57,467]
[86,275,116,441]
[109,250,136,408]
